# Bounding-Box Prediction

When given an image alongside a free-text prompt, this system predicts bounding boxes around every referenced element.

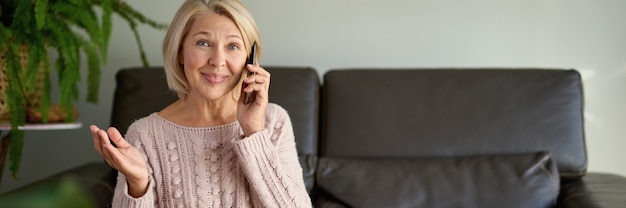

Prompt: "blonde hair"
[162,0,262,99]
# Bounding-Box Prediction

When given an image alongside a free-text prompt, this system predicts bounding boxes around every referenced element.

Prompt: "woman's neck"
[159,95,238,127]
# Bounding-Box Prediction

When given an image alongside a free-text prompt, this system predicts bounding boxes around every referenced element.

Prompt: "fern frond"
[130,21,149,67]
[75,35,101,103]
[51,1,102,60]
[53,20,80,80]
[4,40,27,178]
[0,22,24,178]
[53,54,76,123]
[114,1,168,30]
[0,24,9,51]
[59,56,78,123]
[8,124,25,179]
[34,0,48,30]
[113,9,149,67]
[100,0,113,63]
[112,1,168,67]
[23,35,46,96]
[39,56,52,123]
[46,16,81,114]
[67,0,84,5]
[11,1,33,35]
[0,23,11,64]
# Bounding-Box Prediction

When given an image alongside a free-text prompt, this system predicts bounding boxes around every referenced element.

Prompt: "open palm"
[90,125,148,184]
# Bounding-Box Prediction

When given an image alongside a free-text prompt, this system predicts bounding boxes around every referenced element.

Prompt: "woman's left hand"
[238,63,270,137]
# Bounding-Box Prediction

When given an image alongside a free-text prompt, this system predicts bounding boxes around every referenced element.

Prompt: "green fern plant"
[0,0,167,178]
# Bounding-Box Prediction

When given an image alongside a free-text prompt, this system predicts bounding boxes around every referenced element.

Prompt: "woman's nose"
[208,48,226,67]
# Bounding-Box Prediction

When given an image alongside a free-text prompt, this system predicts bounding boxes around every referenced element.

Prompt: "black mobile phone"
[243,42,257,104]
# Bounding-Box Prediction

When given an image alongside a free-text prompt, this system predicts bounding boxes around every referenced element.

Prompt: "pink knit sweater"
[112,103,312,207]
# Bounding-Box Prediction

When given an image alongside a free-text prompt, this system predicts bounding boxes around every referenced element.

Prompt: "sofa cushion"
[321,69,586,178]
[316,151,559,208]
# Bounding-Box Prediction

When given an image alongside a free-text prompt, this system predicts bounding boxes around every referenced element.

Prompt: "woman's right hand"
[90,125,149,197]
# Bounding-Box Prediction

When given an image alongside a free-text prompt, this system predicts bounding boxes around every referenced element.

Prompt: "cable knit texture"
[111,103,312,207]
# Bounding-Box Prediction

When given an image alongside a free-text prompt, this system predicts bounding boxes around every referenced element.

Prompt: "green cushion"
[0,176,97,208]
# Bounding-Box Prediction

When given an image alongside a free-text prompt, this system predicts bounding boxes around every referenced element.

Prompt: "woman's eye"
[196,40,209,47]
[228,44,239,50]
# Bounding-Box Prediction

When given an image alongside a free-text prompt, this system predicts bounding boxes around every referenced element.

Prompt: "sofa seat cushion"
[316,151,559,208]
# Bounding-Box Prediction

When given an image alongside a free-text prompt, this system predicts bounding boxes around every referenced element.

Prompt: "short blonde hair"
[162,0,262,99]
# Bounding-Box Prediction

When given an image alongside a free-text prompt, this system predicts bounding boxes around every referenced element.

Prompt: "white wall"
[2,0,625,193]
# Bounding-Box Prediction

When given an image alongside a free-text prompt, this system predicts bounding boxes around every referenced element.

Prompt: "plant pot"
[0,44,46,124]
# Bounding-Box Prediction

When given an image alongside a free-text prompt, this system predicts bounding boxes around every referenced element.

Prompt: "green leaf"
[34,0,48,30]
[11,1,33,34]
[0,27,26,176]
[4,41,27,178]
[46,17,81,114]
[39,61,52,123]
[0,22,10,55]
[23,37,46,97]
[24,44,41,93]
[130,21,149,68]
[51,0,102,61]
[115,1,168,30]
[113,8,148,67]
[100,0,113,63]
[8,128,25,179]
[75,36,101,103]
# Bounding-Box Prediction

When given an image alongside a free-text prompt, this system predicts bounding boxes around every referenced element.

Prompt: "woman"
[90,0,312,207]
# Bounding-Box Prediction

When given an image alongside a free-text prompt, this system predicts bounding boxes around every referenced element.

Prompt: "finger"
[107,127,131,148]
[98,128,126,170]
[90,125,103,155]
[244,84,267,104]
[244,65,270,85]
[97,129,113,158]
[243,77,269,95]
[101,143,115,167]
[245,63,258,72]
[245,75,270,85]
[246,64,270,77]
[244,75,270,90]
[243,82,259,93]
[251,67,271,85]
[99,130,115,163]
[102,140,125,169]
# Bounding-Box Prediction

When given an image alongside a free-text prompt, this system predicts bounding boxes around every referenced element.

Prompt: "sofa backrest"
[321,68,586,178]
[110,66,320,191]
[110,67,177,134]
[259,66,320,191]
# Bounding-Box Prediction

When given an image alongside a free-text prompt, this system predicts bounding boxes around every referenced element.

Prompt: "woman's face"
[180,11,247,101]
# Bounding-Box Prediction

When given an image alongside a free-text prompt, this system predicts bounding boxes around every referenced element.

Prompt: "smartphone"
[243,42,257,104]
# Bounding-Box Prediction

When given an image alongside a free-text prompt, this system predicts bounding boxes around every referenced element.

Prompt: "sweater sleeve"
[111,122,158,208]
[112,172,156,207]
[231,104,313,207]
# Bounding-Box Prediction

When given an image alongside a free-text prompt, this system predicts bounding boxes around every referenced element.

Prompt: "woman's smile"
[202,72,229,85]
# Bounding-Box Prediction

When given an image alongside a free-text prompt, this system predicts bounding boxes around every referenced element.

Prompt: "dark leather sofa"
[1,67,625,207]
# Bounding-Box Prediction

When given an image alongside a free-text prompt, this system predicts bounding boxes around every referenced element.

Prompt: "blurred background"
[2,0,625,193]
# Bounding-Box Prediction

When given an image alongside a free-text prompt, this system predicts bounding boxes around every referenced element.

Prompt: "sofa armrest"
[558,173,626,208]
[0,161,115,208]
